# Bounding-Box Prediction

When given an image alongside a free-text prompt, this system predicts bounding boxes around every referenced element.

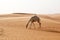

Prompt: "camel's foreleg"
[32,22,36,29]
[26,20,30,28]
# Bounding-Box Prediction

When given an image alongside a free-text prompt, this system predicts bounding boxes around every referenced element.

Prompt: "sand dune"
[47,14,60,21]
[0,13,60,40]
[0,13,34,17]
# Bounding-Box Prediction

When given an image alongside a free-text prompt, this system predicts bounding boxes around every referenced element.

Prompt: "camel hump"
[30,15,40,22]
[32,16,40,19]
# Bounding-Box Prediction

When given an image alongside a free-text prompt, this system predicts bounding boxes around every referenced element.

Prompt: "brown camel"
[26,15,41,29]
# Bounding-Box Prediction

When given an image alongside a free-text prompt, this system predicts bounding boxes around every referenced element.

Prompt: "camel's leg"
[26,23,28,28]
[37,21,41,28]
[32,22,36,29]
[26,21,30,28]
[39,22,41,28]
[26,18,32,28]
[29,22,33,29]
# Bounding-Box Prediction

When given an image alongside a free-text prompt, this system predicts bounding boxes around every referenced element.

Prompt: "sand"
[0,13,60,40]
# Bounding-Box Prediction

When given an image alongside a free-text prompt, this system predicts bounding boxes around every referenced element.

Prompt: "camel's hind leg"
[37,21,41,28]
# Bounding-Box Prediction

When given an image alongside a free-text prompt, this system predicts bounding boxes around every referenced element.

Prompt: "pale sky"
[0,0,60,15]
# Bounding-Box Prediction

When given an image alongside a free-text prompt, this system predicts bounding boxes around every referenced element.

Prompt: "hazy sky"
[0,0,60,14]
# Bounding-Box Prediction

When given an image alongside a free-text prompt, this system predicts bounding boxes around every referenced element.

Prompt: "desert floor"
[0,14,60,40]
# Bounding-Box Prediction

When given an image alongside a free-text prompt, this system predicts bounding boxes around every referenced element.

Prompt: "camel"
[26,15,41,29]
